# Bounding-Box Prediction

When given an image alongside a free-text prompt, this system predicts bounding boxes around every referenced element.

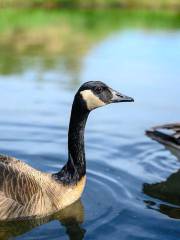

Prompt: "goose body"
[0,155,86,220]
[0,81,133,220]
[146,123,180,150]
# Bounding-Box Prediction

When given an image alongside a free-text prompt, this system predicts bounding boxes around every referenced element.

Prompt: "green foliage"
[0,0,180,9]
[0,9,180,33]
[0,9,179,76]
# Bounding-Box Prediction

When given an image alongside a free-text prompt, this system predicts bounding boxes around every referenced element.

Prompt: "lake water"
[0,9,180,240]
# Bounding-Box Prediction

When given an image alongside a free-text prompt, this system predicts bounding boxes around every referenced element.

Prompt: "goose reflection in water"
[143,169,180,219]
[0,200,85,240]
[144,124,180,219]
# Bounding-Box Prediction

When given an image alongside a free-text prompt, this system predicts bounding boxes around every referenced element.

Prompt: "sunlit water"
[0,27,180,239]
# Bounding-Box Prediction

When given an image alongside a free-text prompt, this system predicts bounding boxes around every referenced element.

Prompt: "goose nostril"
[117,94,123,98]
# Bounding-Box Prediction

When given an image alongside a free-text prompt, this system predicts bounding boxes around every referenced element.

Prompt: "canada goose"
[146,123,180,158]
[0,81,134,220]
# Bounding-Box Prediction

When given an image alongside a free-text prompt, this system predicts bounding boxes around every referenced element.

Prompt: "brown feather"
[0,155,86,220]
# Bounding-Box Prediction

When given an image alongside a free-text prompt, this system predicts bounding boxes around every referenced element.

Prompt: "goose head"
[76,81,134,111]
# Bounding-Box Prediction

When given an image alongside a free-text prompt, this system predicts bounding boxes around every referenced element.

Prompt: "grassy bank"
[0,9,179,75]
[0,0,180,10]
[0,9,180,53]
[1,9,180,33]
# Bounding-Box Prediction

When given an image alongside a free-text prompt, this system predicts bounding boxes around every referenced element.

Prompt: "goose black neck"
[55,95,89,184]
[68,99,89,173]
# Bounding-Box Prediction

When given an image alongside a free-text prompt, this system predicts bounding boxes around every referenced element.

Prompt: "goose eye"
[94,86,103,94]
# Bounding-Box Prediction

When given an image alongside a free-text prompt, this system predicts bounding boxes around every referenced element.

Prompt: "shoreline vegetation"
[0,8,179,76]
[0,0,180,10]
[0,9,180,54]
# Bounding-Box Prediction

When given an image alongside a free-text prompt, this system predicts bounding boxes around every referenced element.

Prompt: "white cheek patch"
[80,90,105,110]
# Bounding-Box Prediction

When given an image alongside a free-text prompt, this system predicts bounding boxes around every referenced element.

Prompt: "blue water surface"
[0,17,180,240]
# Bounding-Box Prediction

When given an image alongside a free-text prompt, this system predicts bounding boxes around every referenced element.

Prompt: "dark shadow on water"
[143,169,180,219]
[0,200,86,240]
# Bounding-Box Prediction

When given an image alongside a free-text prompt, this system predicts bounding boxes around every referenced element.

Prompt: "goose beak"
[110,89,134,103]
